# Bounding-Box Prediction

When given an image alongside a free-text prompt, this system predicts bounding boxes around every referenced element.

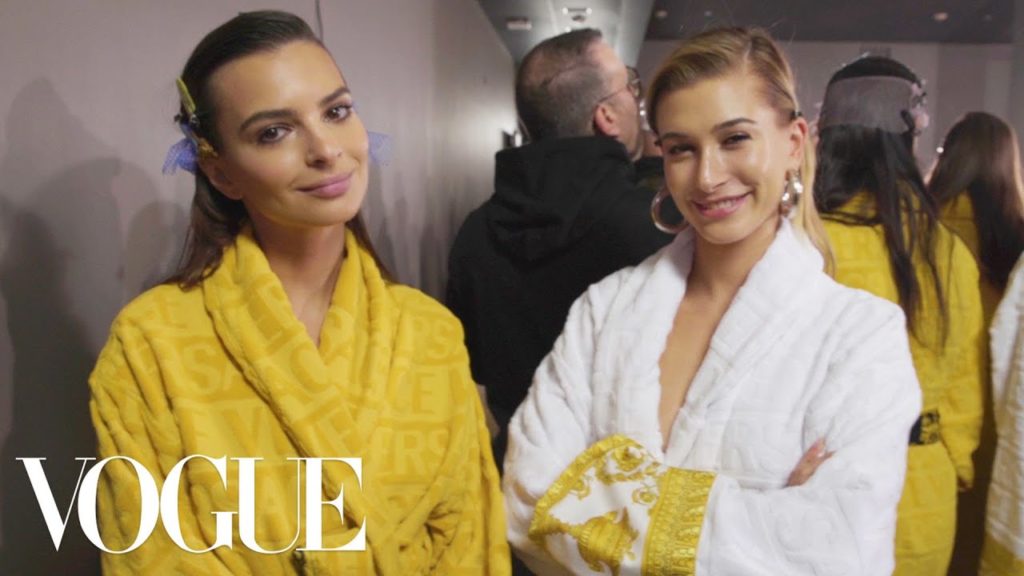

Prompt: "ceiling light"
[505,17,532,31]
[562,7,593,16]
[654,9,669,20]
[704,10,714,18]
[933,12,949,22]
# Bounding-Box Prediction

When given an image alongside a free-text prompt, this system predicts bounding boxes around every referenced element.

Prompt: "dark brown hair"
[929,111,1024,288]
[165,10,389,287]
[814,56,946,337]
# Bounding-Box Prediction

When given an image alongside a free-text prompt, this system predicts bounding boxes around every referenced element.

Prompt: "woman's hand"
[786,438,832,487]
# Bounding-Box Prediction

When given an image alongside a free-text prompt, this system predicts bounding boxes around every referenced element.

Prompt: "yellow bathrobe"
[823,193,986,576]
[939,192,999,574]
[939,193,1002,322]
[89,228,510,575]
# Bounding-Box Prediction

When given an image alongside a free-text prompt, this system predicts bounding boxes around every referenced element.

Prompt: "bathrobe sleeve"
[938,240,986,488]
[89,317,240,576]
[505,285,920,575]
[426,325,512,575]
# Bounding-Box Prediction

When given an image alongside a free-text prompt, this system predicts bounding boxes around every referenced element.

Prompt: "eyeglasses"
[596,66,642,105]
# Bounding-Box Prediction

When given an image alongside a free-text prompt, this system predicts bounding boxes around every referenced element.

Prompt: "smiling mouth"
[692,192,751,217]
[298,172,353,198]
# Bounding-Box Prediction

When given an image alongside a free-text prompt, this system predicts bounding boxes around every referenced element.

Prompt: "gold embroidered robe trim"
[642,467,714,576]
[528,435,714,575]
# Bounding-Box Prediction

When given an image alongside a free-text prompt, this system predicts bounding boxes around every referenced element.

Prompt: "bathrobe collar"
[600,219,826,460]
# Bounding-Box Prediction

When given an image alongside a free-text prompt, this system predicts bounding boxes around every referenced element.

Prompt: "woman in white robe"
[982,254,1024,574]
[503,27,922,575]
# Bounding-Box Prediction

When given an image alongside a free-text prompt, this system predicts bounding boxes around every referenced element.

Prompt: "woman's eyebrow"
[713,117,755,131]
[238,86,351,134]
[658,118,756,141]
[318,86,350,106]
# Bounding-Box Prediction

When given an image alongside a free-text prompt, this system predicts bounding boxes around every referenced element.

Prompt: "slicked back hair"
[647,27,831,263]
[165,10,389,288]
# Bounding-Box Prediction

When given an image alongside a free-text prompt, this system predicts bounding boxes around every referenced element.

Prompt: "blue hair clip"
[368,130,392,166]
[162,123,199,175]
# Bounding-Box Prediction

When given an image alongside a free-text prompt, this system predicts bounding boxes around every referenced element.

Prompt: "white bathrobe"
[982,254,1024,575]
[504,220,922,575]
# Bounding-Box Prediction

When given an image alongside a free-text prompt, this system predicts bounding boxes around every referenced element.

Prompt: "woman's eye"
[326,104,353,122]
[666,144,694,157]
[723,133,750,147]
[257,126,289,144]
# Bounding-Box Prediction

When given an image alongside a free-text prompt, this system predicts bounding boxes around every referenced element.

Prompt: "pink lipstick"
[693,192,750,219]
[298,172,353,199]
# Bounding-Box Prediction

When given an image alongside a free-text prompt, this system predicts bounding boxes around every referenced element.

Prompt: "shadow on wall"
[362,162,404,284]
[0,79,180,575]
[124,201,188,296]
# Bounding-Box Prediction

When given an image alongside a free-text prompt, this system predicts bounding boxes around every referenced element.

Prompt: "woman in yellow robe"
[928,111,1024,573]
[814,57,986,575]
[929,111,1024,322]
[88,10,509,575]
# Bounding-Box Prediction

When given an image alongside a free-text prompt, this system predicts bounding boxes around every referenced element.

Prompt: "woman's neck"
[250,218,347,343]
[687,217,779,301]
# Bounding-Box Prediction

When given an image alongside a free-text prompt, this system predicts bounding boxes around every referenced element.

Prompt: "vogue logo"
[17,456,367,554]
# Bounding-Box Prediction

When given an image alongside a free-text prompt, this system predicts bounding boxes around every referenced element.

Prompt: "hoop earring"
[651,187,688,234]
[780,170,804,217]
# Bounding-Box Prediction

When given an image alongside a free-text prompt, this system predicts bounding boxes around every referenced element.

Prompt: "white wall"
[639,39,1013,168]
[0,1,515,572]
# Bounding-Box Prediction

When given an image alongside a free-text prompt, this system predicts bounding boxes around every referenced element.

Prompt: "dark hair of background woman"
[929,111,1024,288]
[165,10,390,288]
[814,56,946,337]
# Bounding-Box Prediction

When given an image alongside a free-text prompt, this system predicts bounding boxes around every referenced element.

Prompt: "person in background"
[445,28,671,469]
[814,55,986,576]
[981,253,1024,575]
[929,111,1024,321]
[504,27,920,574]
[927,110,1024,574]
[89,11,509,574]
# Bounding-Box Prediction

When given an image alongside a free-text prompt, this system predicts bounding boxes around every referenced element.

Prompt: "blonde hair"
[647,27,831,266]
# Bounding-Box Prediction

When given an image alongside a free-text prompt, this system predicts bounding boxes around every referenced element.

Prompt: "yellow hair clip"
[172,77,217,159]
[175,77,197,117]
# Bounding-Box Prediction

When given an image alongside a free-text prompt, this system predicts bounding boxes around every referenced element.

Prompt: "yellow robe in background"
[89,228,510,575]
[823,193,986,576]
[940,193,1002,321]
[939,192,999,575]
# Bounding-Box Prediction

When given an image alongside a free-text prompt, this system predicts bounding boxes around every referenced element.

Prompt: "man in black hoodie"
[446,29,672,469]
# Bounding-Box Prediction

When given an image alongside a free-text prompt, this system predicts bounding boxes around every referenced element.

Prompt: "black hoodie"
[446,136,672,434]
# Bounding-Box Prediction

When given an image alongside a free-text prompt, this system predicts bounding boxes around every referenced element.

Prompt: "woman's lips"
[298,172,353,199]
[693,192,750,219]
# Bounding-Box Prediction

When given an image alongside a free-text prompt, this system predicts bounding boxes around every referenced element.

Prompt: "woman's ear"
[788,116,809,170]
[198,157,241,201]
